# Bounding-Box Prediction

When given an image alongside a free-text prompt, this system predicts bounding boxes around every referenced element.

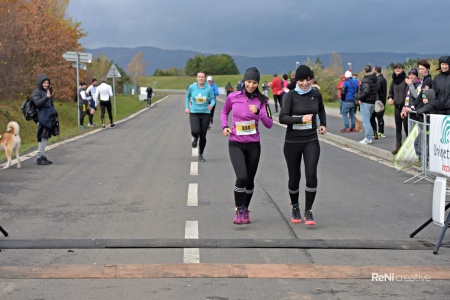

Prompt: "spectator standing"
[262,81,270,97]
[356,65,378,144]
[387,63,408,154]
[207,76,219,129]
[371,66,387,138]
[336,74,346,114]
[269,73,283,114]
[340,70,358,132]
[86,78,98,127]
[31,75,59,165]
[94,77,115,128]
[146,86,153,107]
[78,82,90,129]
[237,79,244,91]
[401,68,422,122]
[225,82,234,96]
[418,59,433,91]
[311,79,320,91]
[417,56,450,115]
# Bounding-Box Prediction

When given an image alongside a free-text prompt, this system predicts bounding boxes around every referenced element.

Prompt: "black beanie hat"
[243,67,260,83]
[437,56,450,70]
[295,65,313,81]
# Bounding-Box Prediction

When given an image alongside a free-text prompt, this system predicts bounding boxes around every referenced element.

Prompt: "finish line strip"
[0,264,448,280]
[0,239,433,250]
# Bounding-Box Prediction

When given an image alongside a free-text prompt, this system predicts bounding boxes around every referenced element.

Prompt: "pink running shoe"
[233,208,244,225]
[242,208,250,224]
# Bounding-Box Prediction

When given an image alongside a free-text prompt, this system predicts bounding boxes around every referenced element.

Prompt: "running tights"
[229,141,261,209]
[189,113,211,155]
[283,139,320,211]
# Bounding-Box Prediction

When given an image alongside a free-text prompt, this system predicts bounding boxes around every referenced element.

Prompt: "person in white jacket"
[94,77,115,128]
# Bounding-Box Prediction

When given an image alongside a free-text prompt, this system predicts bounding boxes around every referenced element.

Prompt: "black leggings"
[273,94,283,113]
[283,139,320,211]
[229,141,261,208]
[394,106,408,144]
[189,113,211,154]
[100,100,113,125]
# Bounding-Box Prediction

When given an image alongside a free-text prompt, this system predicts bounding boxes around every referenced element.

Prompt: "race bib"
[236,120,256,135]
[195,96,207,103]
[292,115,312,130]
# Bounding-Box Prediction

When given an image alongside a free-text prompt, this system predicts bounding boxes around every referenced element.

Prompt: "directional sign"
[62,51,92,63]
[72,63,87,70]
[106,64,121,78]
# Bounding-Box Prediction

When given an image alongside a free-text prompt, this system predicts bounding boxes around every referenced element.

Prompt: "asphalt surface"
[0,94,448,299]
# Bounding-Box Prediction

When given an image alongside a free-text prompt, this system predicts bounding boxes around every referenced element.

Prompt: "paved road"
[0,95,448,299]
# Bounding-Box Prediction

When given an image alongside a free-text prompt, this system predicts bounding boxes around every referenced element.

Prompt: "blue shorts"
[89,100,96,110]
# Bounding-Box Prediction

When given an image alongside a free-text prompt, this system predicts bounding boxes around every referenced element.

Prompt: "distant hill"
[86,46,445,76]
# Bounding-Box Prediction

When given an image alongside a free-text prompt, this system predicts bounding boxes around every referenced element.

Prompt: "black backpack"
[21,96,38,122]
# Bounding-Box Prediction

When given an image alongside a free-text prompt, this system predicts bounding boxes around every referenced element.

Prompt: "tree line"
[0,0,85,101]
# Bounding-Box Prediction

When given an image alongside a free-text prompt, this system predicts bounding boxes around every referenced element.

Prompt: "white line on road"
[184,221,199,264]
[190,162,198,176]
[187,183,198,207]
[192,147,198,157]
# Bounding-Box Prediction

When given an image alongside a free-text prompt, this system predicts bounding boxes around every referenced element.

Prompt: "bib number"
[236,120,256,135]
[292,115,312,130]
[195,96,207,103]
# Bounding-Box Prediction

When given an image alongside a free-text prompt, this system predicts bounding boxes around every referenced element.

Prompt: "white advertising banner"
[393,123,419,170]
[429,114,450,177]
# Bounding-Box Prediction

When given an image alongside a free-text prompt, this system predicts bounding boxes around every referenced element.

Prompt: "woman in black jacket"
[31,75,58,165]
[387,63,408,154]
[279,65,326,226]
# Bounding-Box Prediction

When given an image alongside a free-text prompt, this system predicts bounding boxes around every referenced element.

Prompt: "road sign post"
[62,51,92,128]
[106,64,121,116]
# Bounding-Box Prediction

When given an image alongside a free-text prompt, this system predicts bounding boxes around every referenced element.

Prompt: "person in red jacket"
[269,73,283,114]
[336,74,345,114]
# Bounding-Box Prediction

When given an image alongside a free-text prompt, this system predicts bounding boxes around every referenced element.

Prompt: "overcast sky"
[67,0,449,57]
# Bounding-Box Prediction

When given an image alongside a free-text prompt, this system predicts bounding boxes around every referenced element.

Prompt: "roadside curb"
[321,132,394,162]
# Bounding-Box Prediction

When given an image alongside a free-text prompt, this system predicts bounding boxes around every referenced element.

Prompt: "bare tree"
[127,52,146,84]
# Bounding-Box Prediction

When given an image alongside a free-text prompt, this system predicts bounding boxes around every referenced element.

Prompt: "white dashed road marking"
[183,221,199,264]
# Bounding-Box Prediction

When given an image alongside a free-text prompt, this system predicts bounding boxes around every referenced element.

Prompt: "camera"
[48,86,53,94]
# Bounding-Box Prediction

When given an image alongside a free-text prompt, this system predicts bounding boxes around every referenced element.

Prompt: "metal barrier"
[403,112,434,184]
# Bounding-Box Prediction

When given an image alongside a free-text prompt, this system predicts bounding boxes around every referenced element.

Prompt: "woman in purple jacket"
[221,67,273,225]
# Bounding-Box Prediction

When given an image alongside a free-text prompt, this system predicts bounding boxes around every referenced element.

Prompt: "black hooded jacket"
[431,71,450,114]
[32,75,54,109]
[31,75,57,129]
[358,72,377,104]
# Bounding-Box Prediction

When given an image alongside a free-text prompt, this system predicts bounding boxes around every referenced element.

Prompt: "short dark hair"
[417,59,430,70]
[364,64,372,73]
[282,74,288,80]
[92,78,97,83]
[374,66,382,73]
[80,82,86,86]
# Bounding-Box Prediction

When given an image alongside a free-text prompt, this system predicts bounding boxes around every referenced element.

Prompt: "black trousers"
[394,106,408,144]
[229,141,261,208]
[189,113,211,154]
[370,110,385,135]
[273,94,283,112]
[79,101,90,126]
[100,100,113,125]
